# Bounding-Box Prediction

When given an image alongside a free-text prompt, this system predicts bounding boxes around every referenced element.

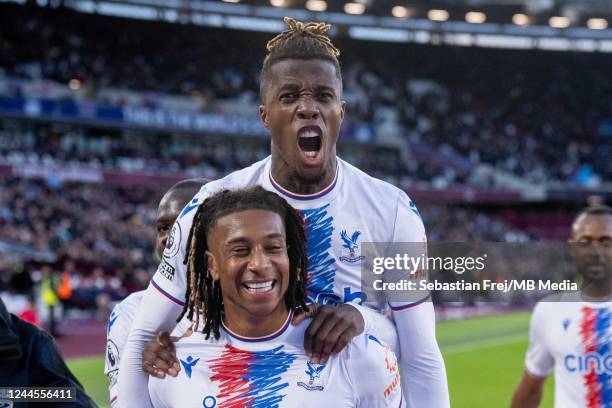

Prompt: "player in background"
[104,178,206,407]
[119,18,448,408]
[511,205,612,408]
[148,186,404,407]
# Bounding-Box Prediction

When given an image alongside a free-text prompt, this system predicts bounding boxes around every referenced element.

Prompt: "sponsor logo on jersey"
[180,355,200,379]
[157,259,176,282]
[563,318,571,331]
[339,229,365,264]
[163,223,181,259]
[201,395,216,408]
[208,344,296,406]
[564,352,611,374]
[180,198,199,219]
[314,287,367,306]
[297,360,326,391]
[368,335,401,399]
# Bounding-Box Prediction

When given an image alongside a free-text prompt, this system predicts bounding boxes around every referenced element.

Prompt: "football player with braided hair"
[119,17,449,408]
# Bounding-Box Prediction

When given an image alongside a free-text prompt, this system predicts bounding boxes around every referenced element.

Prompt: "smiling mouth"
[242,280,277,293]
[298,127,322,158]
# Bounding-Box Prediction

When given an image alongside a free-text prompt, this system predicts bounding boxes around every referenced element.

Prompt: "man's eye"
[318,92,333,100]
[232,247,250,255]
[601,239,612,247]
[280,93,298,101]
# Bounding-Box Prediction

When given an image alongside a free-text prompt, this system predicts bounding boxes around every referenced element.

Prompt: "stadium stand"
[1,3,610,185]
[0,2,605,314]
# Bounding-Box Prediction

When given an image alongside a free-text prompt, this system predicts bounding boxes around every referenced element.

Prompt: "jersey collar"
[221,311,293,343]
[264,157,342,208]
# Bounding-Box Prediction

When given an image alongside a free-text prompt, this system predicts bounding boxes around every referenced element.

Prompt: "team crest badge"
[297,361,326,391]
[339,230,365,263]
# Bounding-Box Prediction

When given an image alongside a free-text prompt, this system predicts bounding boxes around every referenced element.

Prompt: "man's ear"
[206,251,219,281]
[340,100,346,122]
[259,104,270,130]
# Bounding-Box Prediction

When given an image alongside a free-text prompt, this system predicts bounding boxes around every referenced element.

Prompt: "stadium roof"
[12,0,611,51]
[222,0,612,27]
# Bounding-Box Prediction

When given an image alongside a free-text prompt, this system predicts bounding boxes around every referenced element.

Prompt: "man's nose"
[248,247,272,271]
[297,95,319,120]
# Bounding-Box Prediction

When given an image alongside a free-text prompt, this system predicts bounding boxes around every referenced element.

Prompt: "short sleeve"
[524,303,554,379]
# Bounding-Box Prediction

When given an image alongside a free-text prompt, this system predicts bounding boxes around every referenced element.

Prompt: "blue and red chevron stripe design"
[579,306,611,408]
[208,344,296,407]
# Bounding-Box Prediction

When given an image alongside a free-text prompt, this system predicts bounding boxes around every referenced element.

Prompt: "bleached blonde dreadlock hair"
[260,16,342,101]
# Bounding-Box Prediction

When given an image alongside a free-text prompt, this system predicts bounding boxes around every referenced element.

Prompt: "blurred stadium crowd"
[0,176,530,312]
[1,4,610,185]
[0,3,607,318]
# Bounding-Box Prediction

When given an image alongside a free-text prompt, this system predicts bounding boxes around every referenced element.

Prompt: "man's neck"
[581,281,612,301]
[222,305,290,339]
[271,155,337,195]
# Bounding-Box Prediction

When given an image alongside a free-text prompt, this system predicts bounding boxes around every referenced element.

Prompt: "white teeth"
[244,281,274,292]
[304,151,317,158]
[300,130,320,138]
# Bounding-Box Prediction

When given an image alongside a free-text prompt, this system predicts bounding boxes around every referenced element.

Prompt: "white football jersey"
[525,297,611,408]
[153,155,426,313]
[118,156,448,408]
[105,291,192,406]
[148,313,404,408]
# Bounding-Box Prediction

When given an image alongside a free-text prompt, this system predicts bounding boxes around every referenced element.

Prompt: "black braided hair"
[177,186,308,339]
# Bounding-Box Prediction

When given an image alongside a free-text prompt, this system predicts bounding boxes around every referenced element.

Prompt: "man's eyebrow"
[277,83,301,92]
[313,84,335,92]
[225,233,285,245]
[226,237,249,246]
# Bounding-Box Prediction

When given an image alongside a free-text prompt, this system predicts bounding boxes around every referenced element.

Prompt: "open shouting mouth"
[297,125,323,163]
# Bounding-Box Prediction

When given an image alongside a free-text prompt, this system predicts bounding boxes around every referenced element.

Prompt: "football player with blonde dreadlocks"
[118,17,449,408]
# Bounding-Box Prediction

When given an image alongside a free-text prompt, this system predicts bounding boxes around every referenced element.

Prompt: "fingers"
[330,330,355,355]
[302,304,365,365]
[304,306,341,364]
[292,303,320,325]
[310,314,346,364]
[157,331,176,350]
[141,333,180,378]
[143,346,179,377]
[157,331,180,374]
